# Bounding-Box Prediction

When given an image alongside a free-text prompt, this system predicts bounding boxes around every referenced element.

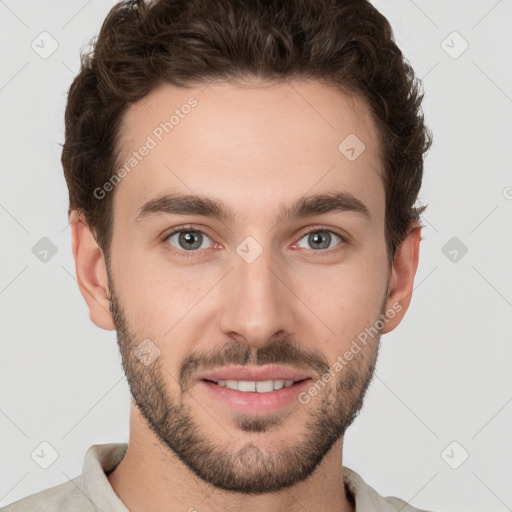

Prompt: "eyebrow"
[135,191,371,225]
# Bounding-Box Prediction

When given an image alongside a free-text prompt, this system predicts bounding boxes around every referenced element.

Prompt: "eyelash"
[161,225,348,259]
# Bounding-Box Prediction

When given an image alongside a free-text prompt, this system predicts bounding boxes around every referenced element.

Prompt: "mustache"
[179,338,330,390]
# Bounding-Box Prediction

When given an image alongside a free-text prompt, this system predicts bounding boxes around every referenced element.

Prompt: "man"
[3,0,434,510]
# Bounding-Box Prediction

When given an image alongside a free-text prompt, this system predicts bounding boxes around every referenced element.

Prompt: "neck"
[107,404,355,512]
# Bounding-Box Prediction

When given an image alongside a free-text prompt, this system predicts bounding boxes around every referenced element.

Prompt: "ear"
[381,222,422,334]
[69,210,115,331]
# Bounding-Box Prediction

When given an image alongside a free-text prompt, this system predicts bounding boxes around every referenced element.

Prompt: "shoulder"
[343,466,438,512]
[1,475,96,512]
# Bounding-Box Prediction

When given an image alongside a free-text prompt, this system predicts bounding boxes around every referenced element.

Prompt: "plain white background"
[1,1,511,510]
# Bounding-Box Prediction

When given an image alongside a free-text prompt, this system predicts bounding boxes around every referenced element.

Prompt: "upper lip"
[198,365,313,383]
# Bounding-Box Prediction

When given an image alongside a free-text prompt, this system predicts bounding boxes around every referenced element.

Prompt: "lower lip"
[199,379,312,414]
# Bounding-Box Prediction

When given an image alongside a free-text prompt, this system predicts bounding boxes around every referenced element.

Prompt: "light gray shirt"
[1,443,436,511]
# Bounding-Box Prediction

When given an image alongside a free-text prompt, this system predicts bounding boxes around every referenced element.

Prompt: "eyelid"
[162,224,349,242]
[162,224,213,240]
[295,224,349,243]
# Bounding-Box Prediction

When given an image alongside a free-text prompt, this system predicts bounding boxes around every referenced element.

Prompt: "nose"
[218,243,296,349]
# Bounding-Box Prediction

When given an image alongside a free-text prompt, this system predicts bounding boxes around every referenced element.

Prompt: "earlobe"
[70,210,116,331]
[381,222,422,334]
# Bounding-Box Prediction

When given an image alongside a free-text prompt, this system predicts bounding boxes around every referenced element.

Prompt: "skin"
[70,79,421,512]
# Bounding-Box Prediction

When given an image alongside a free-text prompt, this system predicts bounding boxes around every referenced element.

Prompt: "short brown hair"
[62,0,432,264]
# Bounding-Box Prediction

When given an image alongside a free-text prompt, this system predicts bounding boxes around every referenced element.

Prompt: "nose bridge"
[218,239,294,346]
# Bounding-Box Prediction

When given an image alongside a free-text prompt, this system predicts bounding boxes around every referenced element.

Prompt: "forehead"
[113,79,384,225]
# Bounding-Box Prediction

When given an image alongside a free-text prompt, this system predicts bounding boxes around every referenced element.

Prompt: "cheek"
[295,254,388,350]
[114,257,214,340]
[110,250,168,333]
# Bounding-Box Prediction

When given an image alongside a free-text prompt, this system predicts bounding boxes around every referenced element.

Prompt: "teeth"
[215,379,297,392]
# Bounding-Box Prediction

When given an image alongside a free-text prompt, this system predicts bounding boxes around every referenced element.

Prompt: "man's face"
[106,79,392,493]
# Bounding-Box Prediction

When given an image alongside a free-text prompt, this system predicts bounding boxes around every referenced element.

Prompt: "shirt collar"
[82,443,129,512]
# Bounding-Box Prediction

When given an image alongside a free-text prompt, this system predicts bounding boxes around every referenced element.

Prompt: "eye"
[294,229,344,252]
[164,227,215,256]
[162,226,346,259]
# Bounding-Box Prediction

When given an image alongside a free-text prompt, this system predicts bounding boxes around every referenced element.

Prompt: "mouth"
[198,376,313,414]
[198,364,313,385]
[201,378,310,393]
